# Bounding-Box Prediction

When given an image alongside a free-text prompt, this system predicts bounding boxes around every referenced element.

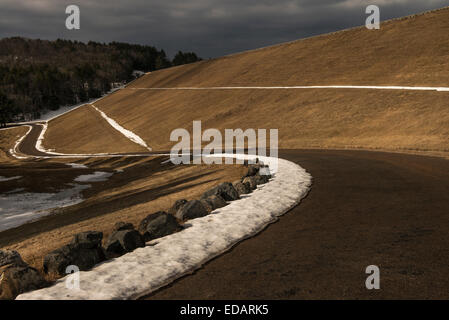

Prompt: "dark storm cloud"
[0,0,447,57]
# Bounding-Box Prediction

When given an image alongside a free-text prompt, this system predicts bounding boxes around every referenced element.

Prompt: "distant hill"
[0,37,201,125]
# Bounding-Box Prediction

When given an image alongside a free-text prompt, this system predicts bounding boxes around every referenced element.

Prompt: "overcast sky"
[0,0,447,58]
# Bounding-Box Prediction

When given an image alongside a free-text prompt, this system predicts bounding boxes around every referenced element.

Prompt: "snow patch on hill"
[0,176,21,182]
[74,171,113,182]
[91,104,152,151]
[66,163,88,169]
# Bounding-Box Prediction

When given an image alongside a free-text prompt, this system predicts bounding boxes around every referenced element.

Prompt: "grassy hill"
[43,6,449,155]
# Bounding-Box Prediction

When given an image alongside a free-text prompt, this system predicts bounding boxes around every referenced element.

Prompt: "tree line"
[0,37,201,126]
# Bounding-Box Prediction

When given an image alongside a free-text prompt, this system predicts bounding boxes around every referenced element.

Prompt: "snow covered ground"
[66,163,88,169]
[35,123,50,153]
[0,176,21,182]
[0,184,90,232]
[91,104,152,151]
[17,154,312,300]
[0,169,114,232]
[74,171,113,182]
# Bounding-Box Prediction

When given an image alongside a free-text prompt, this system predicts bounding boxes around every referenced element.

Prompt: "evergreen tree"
[0,37,200,122]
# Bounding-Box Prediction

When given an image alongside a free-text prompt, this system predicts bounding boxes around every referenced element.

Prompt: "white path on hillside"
[91,104,152,151]
[35,123,50,154]
[128,85,449,92]
[9,125,32,160]
[17,154,311,300]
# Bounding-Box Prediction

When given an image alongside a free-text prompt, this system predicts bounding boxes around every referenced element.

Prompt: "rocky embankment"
[0,162,271,299]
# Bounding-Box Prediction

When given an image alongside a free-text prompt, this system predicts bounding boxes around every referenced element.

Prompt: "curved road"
[11,123,449,299]
[16,123,49,157]
[145,149,449,299]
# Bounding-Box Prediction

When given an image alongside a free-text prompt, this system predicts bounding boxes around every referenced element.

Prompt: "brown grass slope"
[46,7,449,154]
[43,105,147,154]
[1,158,245,277]
[0,126,28,163]
[130,6,449,87]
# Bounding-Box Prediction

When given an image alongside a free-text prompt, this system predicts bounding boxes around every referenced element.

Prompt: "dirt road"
[16,123,49,157]
[145,149,449,299]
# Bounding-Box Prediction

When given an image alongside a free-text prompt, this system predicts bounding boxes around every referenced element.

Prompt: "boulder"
[105,229,145,257]
[71,231,103,249]
[245,164,260,177]
[242,176,258,190]
[201,195,227,212]
[0,250,27,268]
[167,199,188,215]
[113,221,135,232]
[0,265,47,300]
[200,182,240,201]
[199,199,213,213]
[254,174,269,185]
[138,211,181,242]
[44,232,105,276]
[0,250,47,300]
[175,200,209,221]
[233,180,252,195]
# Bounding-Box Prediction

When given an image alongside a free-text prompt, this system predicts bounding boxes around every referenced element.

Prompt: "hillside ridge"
[41,6,449,156]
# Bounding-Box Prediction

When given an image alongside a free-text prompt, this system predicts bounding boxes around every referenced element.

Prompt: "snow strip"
[30,122,150,158]
[34,123,75,156]
[74,171,113,182]
[35,123,85,156]
[91,104,152,151]
[0,126,20,131]
[129,85,449,92]
[17,153,311,300]
[0,176,21,182]
[9,125,32,159]
[66,163,88,169]
[35,123,50,153]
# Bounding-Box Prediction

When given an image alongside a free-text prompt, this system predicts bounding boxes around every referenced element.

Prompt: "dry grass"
[129,7,449,88]
[43,104,147,154]
[0,157,246,277]
[42,7,449,156]
[0,126,28,163]
[93,88,449,153]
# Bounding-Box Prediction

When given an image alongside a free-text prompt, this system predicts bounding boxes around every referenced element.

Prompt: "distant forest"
[0,37,201,125]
